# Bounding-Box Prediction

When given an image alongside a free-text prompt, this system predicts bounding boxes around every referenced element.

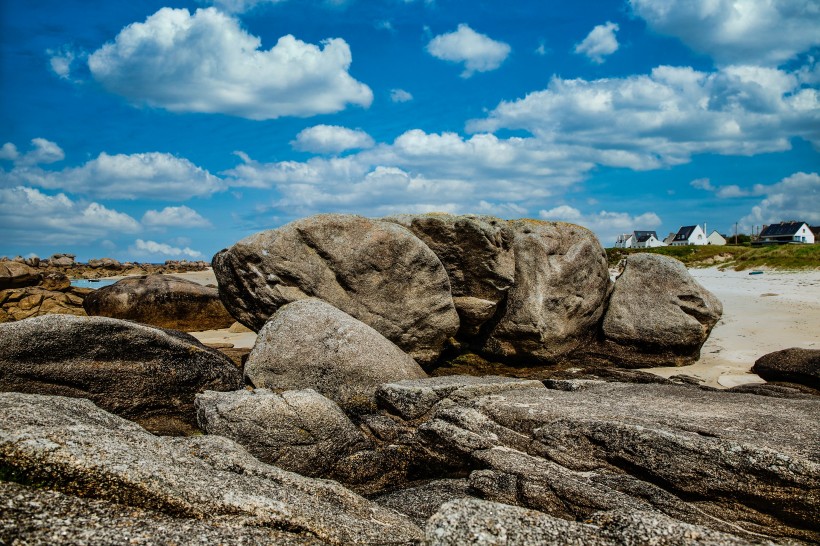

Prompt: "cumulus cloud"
[574,21,619,64]
[0,186,140,245]
[87,7,373,120]
[0,138,65,167]
[292,125,375,154]
[390,89,413,103]
[469,64,820,169]
[203,0,284,13]
[539,205,662,245]
[426,24,511,77]
[630,0,820,66]
[142,206,212,228]
[3,148,223,201]
[739,172,820,229]
[47,46,77,79]
[132,239,203,259]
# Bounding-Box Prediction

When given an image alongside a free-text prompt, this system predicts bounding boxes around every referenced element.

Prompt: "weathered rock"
[213,214,459,365]
[752,348,820,390]
[0,481,327,546]
[410,379,819,542]
[0,314,241,434]
[87,257,122,269]
[384,214,514,336]
[426,498,753,545]
[372,479,474,527]
[196,388,372,478]
[0,392,423,545]
[49,253,76,267]
[595,253,723,367]
[0,261,41,289]
[39,271,71,291]
[244,298,427,411]
[0,286,87,323]
[83,274,235,331]
[479,220,611,363]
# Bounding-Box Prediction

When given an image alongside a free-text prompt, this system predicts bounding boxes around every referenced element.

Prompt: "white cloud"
[740,172,820,229]
[142,206,212,228]
[574,21,619,64]
[469,65,820,169]
[539,205,662,246]
[292,125,375,154]
[0,186,140,245]
[0,143,19,161]
[47,46,76,79]
[132,239,203,259]
[426,24,511,77]
[390,89,413,103]
[4,148,223,201]
[204,0,285,13]
[0,138,65,167]
[87,7,372,120]
[630,0,820,66]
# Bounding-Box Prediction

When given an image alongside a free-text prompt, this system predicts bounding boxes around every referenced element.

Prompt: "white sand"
[173,267,820,385]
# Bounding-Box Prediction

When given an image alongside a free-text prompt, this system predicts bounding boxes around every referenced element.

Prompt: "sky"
[1,0,818,262]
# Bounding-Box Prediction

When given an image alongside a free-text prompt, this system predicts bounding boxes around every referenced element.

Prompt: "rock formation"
[213,214,460,365]
[753,347,820,391]
[0,314,242,434]
[83,274,235,331]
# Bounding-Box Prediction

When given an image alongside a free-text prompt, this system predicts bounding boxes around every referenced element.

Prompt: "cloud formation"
[469,64,819,169]
[738,172,820,229]
[0,138,65,167]
[574,21,619,64]
[204,0,284,13]
[292,125,375,154]
[132,239,203,259]
[426,24,511,77]
[0,186,140,245]
[390,89,413,103]
[142,206,212,228]
[87,7,372,119]
[630,0,820,66]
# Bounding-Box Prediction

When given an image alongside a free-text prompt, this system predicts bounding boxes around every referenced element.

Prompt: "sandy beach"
[179,266,820,388]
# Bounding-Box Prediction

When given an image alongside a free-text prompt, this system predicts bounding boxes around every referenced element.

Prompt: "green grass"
[606,244,820,271]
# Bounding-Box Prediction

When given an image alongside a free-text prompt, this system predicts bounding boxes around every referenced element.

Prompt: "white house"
[614,233,635,248]
[670,225,707,246]
[633,231,665,248]
[707,231,727,246]
[758,222,815,244]
[663,232,676,245]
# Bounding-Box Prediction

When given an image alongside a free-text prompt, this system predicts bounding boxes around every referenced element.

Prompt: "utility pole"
[734,222,738,245]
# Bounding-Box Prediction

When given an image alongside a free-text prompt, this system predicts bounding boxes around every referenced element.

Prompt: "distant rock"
[49,253,76,267]
[0,261,41,289]
[214,214,459,365]
[83,274,235,331]
[0,314,241,434]
[244,298,427,411]
[0,286,88,323]
[753,348,820,390]
[480,220,611,363]
[595,253,723,367]
[196,388,372,478]
[0,392,424,545]
[87,257,122,269]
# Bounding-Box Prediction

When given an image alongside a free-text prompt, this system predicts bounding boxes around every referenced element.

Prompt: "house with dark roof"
[707,230,727,245]
[614,230,665,248]
[670,225,707,246]
[757,222,815,244]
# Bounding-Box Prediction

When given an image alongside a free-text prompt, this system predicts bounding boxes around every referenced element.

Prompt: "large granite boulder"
[0,314,242,434]
[384,214,514,336]
[0,392,423,545]
[195,388,372,478]
[213,214,459,365]
[479,220,611,363]
[244,298,427,411]
[0,261,41,289]
[83,274,235,331]
[753,347,820,390]
[596,253,722,367]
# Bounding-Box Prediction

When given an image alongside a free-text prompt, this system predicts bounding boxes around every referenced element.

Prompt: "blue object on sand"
[748,271,764,275]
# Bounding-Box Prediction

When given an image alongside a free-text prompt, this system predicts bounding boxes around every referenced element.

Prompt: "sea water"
[70,279,119,289]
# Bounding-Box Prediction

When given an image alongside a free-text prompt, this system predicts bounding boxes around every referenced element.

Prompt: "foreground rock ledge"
[0,392,423,545]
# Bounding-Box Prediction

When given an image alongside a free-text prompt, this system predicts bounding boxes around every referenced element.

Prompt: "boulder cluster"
[1,213,817,545]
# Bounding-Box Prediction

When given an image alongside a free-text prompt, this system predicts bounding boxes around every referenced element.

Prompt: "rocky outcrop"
[594,253,723,367]
[213,214,459,365]
[0,285,89,322]
[0,392,423,545]
[196,388,372,478]
[384,214,514,337]
[753,347,820,390]
[83,274,235,331]
[0,481,326,546]
[479,220,611,363]
[0,314,242,434]
[244,298,427,411]
[0,261,41,289]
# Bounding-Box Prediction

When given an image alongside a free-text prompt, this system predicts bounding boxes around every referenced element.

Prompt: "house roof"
[673,225,697,241]
[633,230,658,242]
[810,226,820,236]
[760,222,807,237]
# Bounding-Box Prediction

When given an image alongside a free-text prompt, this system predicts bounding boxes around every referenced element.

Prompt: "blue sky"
[1,0,818,261]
